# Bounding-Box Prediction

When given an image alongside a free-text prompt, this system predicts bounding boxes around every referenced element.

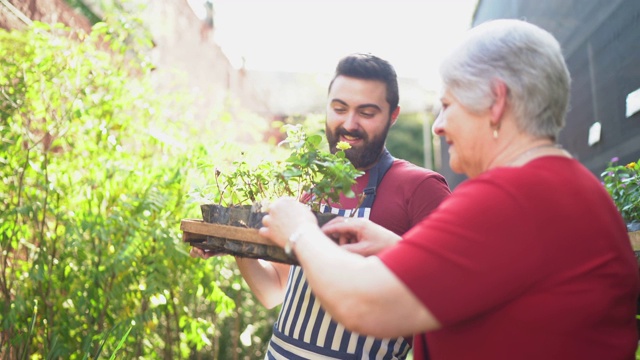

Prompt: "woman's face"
[432,89,490,178]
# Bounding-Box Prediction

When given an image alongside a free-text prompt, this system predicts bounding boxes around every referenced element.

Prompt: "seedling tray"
[181,219,298,265]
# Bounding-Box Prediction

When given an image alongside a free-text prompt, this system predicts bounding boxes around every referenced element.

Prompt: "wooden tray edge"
[181,219,274,246]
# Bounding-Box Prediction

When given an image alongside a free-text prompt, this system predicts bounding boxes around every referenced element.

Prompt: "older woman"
[259,19,640,359]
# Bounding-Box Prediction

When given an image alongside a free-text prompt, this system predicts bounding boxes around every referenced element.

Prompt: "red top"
[380,157,640,360]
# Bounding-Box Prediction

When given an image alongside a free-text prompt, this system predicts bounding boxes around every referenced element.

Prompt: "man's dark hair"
[328,53,399,115]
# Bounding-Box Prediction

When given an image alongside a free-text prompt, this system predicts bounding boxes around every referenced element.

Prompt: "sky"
[188,0,478,91]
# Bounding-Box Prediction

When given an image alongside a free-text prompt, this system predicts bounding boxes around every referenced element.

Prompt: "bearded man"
[193,53,451,359]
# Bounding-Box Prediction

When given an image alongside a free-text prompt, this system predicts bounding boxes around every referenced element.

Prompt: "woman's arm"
[259,198,442,338]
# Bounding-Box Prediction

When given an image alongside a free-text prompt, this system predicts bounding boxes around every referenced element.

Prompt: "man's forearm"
[234,257,289,309]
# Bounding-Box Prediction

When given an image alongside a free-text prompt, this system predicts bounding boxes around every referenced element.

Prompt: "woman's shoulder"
[457,156,594,208]
[480,156,579,184]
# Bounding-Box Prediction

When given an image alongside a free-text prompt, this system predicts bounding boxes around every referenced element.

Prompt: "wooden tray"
[181,219,298,265]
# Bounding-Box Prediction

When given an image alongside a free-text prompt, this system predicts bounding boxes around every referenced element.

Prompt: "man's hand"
[189,246,222,259]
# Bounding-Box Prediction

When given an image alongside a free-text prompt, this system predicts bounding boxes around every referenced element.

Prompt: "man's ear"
[390,106,400,126]
[490,80,507,125]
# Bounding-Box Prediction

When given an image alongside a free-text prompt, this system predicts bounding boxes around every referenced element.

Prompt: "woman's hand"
[259,197,318,247]
[322,217,402,257]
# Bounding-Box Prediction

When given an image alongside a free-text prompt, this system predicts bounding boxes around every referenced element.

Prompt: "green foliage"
[0,19,277,359]
[601,157,640,224]
[386,112,429,167]
[189,141,289,207]
[192,124,364,212]
[277,124,363,210]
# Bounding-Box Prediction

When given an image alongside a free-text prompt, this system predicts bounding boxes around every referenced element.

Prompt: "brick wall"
[0,0,91,31]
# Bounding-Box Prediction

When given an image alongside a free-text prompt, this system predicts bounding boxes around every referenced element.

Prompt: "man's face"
[325,76,399,170]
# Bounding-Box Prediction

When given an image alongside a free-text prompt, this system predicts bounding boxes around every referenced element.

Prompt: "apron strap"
[361,148,395,209]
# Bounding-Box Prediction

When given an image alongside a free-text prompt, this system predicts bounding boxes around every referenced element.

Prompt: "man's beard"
[326,121,391,170]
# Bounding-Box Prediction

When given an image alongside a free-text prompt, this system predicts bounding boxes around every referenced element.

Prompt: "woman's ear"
[490,80,508,125]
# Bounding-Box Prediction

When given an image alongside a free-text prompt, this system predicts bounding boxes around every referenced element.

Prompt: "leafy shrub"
[0,19,277,359]
[601,157,640,228]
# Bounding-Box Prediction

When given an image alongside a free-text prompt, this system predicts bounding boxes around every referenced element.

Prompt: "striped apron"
[265,150,410,359]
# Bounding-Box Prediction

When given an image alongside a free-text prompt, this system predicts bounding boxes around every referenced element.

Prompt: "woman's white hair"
[440,19,571,140]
